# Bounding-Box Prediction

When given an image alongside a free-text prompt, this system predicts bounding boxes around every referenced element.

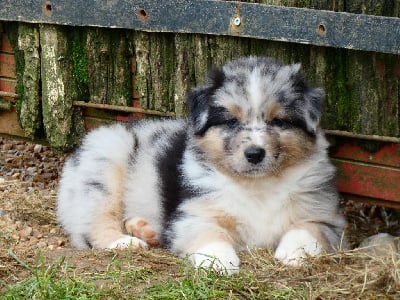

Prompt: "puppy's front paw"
[107,235,149,250]
[274,229,322,266]
[191,241,240,275]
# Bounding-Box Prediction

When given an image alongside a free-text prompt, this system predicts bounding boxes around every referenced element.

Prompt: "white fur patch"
[274,229,322,266]
[107,235,148,250]
[190,242,240,275]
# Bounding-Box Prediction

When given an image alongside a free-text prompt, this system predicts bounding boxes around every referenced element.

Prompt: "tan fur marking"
[89,166,128,248]
[89,199,125,248]
[195,129,226,168]
[214,214,242,245]
[264,102,285,121]
[215,215,238,233]
[279,130,315,171]
[183,199,242,249]
[226,104,244,120]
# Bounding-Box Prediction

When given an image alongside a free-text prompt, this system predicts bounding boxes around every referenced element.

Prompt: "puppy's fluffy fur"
[57,57,346,273]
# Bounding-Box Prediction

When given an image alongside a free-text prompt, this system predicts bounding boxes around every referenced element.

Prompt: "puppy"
[57,57,346,274]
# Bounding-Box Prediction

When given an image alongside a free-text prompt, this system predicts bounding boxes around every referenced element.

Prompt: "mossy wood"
[0,0,399,151]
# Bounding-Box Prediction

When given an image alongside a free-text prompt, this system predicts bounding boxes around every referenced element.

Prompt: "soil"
[1,135,400,290]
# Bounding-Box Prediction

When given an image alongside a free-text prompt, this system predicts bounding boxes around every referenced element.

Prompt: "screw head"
[233,17,241,26]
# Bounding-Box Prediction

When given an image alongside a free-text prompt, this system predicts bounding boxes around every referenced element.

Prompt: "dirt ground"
[1,136,400,294]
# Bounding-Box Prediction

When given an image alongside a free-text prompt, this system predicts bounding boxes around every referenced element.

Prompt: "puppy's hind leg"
[89,203,148,250]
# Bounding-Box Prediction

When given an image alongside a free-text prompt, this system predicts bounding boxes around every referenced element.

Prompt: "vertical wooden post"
[87,28,132,106]
[108,30,132,107]
[192,34,211,85]
[87,28,109,104]
[3,23,41,138]
[149,33,175,112]
[133,31,151,110]
[17,23,41,138]
[174,33,195,117]
[345,2,399,136]
[40,24,84,150]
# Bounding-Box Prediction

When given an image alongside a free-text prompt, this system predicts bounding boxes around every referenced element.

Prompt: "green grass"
[3,251,108,299]
[1,250,307,300]
[142,269,307,300]
[2,247,399,299]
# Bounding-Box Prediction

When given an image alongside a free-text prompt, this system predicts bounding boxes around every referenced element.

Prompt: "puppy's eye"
[226,118,240,129]
[270,118,286,127]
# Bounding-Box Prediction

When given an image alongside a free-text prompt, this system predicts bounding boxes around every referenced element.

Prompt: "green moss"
[69,29,89,98]
[323,49,361,132]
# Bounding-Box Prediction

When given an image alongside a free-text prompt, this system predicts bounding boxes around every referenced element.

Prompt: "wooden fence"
[0,0,399,207]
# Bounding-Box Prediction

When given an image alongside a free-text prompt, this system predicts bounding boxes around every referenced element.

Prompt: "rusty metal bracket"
[0,0,400,54]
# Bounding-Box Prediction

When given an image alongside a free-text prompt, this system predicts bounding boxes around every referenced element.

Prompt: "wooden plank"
[333,159,400,202]
[0,1,400,54]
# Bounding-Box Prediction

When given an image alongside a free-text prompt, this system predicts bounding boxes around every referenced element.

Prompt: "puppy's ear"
[286,62,325,134]
[186,87,212,135]
[304,87,325,133]
[205,66,226,88]
[186,67,225,135]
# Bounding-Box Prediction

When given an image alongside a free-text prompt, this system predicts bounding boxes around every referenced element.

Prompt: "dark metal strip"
[73,101,175,117]
[0,0,399,54]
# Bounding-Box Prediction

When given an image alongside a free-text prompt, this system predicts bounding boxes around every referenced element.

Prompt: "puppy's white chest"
[221,182,291,248]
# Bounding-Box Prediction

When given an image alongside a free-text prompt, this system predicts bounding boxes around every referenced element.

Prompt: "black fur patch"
[156,130,196,246]
[284,116,315,137]
[85,180,107,193]
[128,133,140,166]
[206,67,226,88]
[199,106,233,135]
[186,67,226,136]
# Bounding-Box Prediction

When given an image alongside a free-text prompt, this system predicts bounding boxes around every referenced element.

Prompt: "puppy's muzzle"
[244,147,266,165]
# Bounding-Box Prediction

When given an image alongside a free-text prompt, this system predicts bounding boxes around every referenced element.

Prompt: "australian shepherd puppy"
[57,57,346,274]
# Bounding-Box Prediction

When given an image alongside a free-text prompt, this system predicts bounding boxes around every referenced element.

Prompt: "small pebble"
[33,144,42,153]
[12,173,21,178]
[19,226,33,239]
[3,143,13,151]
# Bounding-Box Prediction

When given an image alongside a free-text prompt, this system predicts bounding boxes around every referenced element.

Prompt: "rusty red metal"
[331,142,400,208]
[331,141,400,168]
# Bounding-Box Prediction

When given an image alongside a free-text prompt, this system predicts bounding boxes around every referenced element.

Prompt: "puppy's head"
[186,56,324,178]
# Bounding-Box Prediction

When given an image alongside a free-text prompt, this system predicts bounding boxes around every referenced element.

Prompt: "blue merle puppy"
[57,56,346,274]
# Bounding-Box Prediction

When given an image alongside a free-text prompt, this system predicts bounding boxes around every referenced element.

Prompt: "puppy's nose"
[244,147,266,164]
